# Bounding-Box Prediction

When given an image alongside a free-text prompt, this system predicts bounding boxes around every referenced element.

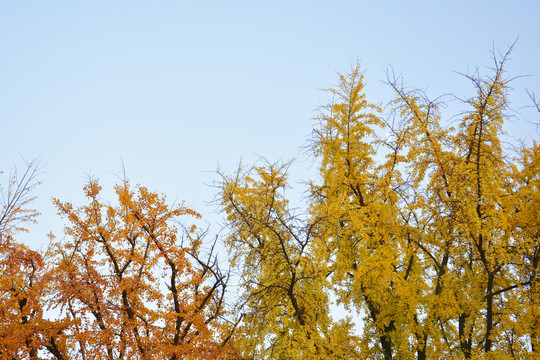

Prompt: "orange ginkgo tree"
[217,46,539,359]
[1,163,242,359]
[0,159,66,359]
[45,177,241,360]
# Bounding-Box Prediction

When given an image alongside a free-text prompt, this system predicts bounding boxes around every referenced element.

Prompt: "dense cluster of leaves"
[217,48,539,359]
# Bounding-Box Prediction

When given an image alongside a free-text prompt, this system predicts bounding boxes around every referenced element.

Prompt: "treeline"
[1,46,539,359]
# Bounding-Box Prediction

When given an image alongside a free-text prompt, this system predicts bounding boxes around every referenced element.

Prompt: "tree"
[218,47,539,359]
[218,161,360,359]
[1,166,242,359]
[45,178,239,359]
[0,159,62,359]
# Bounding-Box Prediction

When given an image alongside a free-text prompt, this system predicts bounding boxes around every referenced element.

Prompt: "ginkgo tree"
[218,46,539,359]
[218,161,360,360]
[0,165,243,359]
[46,178,240,360]
[0,159,60,359]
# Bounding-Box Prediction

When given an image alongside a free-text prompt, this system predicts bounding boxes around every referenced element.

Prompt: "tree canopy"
[1,169,240,359]
[217,47,539,359]
[1,47,539,359]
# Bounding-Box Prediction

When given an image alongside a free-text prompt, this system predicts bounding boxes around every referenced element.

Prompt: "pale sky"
[2,1,539,250]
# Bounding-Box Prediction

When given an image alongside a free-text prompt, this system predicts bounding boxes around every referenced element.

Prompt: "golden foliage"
[218,49,539,359]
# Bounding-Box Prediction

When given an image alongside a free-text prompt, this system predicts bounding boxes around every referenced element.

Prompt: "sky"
[1,1,540,252]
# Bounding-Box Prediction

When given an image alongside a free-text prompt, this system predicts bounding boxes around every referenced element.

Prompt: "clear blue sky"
[1,1,539,250]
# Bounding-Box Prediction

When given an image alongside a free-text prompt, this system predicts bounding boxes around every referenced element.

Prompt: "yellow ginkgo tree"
[218,46,539,359]
[218,161,360,359]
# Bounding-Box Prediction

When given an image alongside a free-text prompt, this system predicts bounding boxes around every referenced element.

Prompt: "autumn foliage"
[218,47,539,359]
[1,170,239,359]
[1,47,539,359]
